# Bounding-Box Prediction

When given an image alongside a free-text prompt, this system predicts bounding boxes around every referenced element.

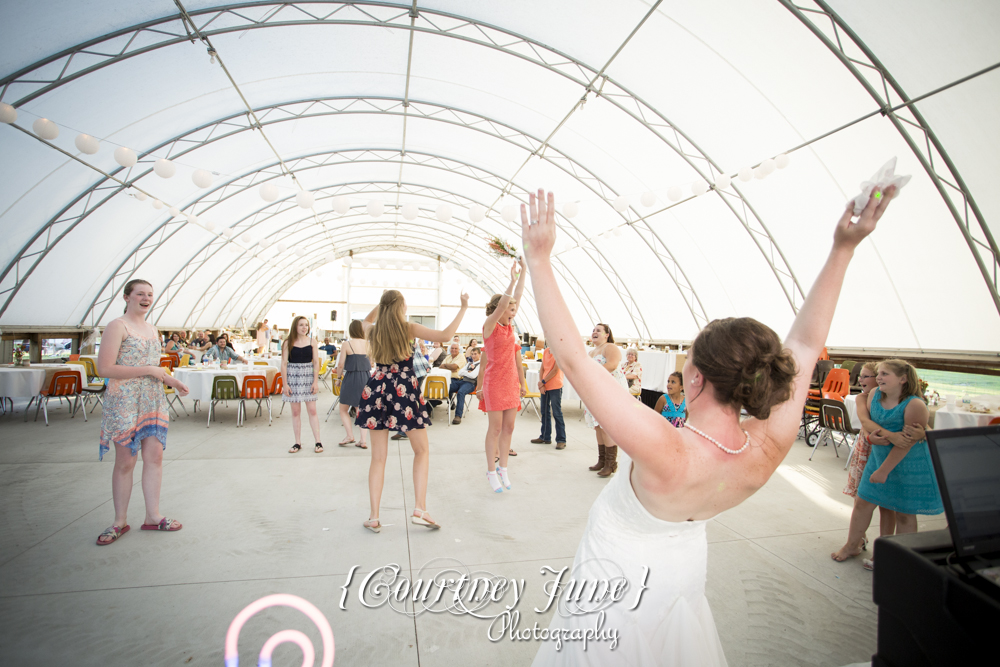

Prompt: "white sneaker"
[487,471,503,493]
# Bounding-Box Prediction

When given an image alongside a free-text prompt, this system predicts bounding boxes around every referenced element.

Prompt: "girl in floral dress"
[474,260,528,493]
[355,289,469,533]
[95,279,189,545]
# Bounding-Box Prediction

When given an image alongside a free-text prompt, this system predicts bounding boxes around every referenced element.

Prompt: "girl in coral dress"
[475,260,528,493]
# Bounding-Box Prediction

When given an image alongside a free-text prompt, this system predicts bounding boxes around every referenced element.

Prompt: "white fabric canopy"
[1,0,998,351]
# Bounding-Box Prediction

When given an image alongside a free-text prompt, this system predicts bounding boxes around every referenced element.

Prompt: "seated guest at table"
[530,337,566,449]
[319,337,337,356]
[203,336,246,364]
[187,330,212,353]
[654,372,686,428]
[428,342,445,365]
[621,347,643,397]
[449,347,481,424]
[466,338,479,361]
[439,342,464,379]
[163,332,182,354]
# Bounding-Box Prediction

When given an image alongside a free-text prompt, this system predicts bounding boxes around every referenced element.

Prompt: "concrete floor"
[0,392,945,666]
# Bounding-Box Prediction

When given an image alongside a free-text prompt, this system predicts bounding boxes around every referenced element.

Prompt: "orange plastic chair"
[167,352,181,368]
[238,374,271,426]
[270,372,286,416]
[69,354,80,361]
[819,347,830,361]
[989,416,1000,426]
[29,371,82,425]
[821,369,851,400]
[159,358,173,370]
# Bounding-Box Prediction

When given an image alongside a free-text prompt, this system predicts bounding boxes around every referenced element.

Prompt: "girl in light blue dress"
[654,372,686,427]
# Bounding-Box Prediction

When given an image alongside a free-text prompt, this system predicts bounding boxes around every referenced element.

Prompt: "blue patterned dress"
[660,394,686,428]
[99,319,169,461]
[856,389,943,515]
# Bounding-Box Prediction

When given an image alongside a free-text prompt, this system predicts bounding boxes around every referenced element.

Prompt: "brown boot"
[589,444,606,471]
[597,446,618,477]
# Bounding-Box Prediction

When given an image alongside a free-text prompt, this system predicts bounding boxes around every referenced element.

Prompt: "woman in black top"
[281,316,323,453]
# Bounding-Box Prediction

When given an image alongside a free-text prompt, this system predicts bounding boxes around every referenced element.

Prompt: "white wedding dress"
[531,451,728,666]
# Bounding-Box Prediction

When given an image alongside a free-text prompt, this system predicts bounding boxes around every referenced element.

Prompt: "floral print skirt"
[354,357,431,432]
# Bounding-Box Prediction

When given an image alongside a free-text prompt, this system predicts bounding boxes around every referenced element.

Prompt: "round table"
[174,366,278,405]
[933,405,997,430]
[0,364,89,398]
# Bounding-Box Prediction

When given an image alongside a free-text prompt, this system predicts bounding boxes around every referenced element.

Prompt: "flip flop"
[315,443,325,453]
[288,444,302,453]
[141,517,182,531]
[509,449,518,456]
[96,524,129,546]
[355,442,368,449]
[338,439,355,446]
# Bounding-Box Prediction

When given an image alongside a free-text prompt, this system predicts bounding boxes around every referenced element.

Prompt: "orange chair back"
[822,368,850,399]
[167,353,180,368]
[270,372,283,395]
[989,416,1000,426]
[160,358,173,369]
[242,375,268,399]
[424,376,448,401]
[819,347,830,361]
[69,354,80,361]
[44,371,80,396]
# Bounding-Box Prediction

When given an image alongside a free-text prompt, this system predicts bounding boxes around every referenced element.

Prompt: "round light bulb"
[32,118,59,140]
[259,183,278,202]
[0,103,17,124]
[295,190,315,209]
[114,146,138,168]
[640,192,656,207]
[738,167,753,182]
[667,186,683,202]
[332,196,350,215]
[75,134,100,155]
[367,200,384,218]
[153,158,176,178]
[401,203,418,220]
[436,204,453,223]
[691,180,709,196]
[192,169,213,188]
[612,195,629,213]
[714,174,731,190]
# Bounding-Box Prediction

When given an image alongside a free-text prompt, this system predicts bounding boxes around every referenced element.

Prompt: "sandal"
[338,438,355,446]
[411,509,441,530]
[96,524,129,546]
[315,443,324,453]
[288,444,302,453]
[509,449,518,456]
[141,517,182,531]
[355,441,368,449]
[863,558,875,571]
[364,518,381,533]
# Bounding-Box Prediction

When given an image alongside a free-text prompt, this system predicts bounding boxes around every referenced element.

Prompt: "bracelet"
[504,292,513,298]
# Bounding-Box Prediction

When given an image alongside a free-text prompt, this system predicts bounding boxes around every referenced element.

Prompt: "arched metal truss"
[781,0,1000,316]
[0,2,811,330]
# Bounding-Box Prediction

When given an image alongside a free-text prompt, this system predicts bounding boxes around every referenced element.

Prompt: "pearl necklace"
[684,423,751,455]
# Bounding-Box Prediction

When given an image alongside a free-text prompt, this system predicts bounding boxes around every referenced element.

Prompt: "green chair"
[839,359,857,372]
[207,375,239,427]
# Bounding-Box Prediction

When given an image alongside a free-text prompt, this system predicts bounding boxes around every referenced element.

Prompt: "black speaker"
[331,310,337,321]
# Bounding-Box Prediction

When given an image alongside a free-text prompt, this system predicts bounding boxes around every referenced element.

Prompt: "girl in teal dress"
[850,359,942,568]
[654,372,686,427]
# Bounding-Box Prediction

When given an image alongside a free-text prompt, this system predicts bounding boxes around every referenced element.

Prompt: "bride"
[521,185,896,665]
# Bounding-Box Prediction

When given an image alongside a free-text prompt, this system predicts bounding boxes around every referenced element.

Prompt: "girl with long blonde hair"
[356,288,469,533]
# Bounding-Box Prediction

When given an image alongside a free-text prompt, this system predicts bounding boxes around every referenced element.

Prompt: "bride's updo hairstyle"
[691,318,796,420]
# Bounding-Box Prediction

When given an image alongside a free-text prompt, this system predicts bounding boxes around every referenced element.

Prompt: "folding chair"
[801,361,836,444]
[812,397,859,463]
[69,360,106,414]
[325,375,342,422]
[848,362,863,393]
[179,353,191,367]
[318,359,333,391]
[28,371,82,425]
[161,368,187,418]
[520,387,542,420]
[238,374,271,426]
[207,375,239,427]
[270,372,286,416]
[422,376,449,425]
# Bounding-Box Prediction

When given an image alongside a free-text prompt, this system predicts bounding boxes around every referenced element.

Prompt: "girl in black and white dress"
[281,315,323,453]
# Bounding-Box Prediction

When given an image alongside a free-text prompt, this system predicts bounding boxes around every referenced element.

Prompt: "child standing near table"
[475,260,528,493]
[654,372,687,428]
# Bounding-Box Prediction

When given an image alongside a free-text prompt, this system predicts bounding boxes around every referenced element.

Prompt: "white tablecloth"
[933,406,996,430]
[174,366,277,404]
[525,369,581,404]
[844,394,863,429]
[248,356,282,369]
[0,364,89,398]
[524,360,541,373]
[637,351,679,393]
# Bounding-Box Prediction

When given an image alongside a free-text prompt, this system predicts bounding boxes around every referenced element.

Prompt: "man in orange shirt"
[530,337,566,449]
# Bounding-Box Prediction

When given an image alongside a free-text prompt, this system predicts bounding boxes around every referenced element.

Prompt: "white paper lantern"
[114,146,138,168]
[151,199,164,209]
[296,190,315,209]
[75,134,100,154]
[714,174,732,190]
[277,243,287,253]
[359,278,367,285]
[192,169,213,188]
[640,192,656,207]
[222,228,235,238]
[691,180,709,196]
[444,260,454,270]
[360,259,370,268]
[738,167,753,182]
[134,191,148,202]
[667,186,683,202]
[753,166,765,180]
[241,233,252,243]
[367,200,384,218]
[613,227,623,237]
[401,203,418,220]
[332,196,350,215]
[229,245,240,255]
[501,205,517,222]
[295,247,306,257]
[563,201,579,218]
[436,204,453,223]
[32,118,59,140]
[259,238,272,249]
[378,259,387,269]
[344,257,353,267]
[325,251,336,262]
[775,153,791,169]
[761,158,777,175]
[153,158,176,178]
[203,220,215,231]
[612,195,629,213]
[169,206,181,217]
[405,281,412,288]
[259,183,278,202]
[0,103,17,124]
[468,204,485,222]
